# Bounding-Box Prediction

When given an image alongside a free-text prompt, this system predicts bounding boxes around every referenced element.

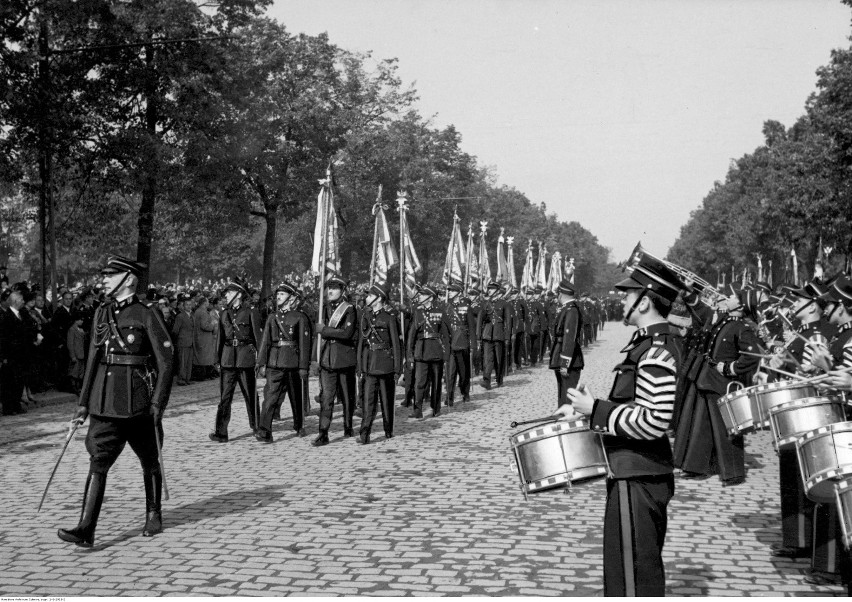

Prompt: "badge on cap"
[127,334,136,344]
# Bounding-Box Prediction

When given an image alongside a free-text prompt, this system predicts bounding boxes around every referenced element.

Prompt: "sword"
[153,420,170,501]
[38,419,83,513]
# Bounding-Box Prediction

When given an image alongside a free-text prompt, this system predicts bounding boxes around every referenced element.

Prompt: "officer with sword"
[54,255,174,547]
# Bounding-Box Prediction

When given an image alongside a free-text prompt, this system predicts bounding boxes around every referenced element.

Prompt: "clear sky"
[267,0,851,262]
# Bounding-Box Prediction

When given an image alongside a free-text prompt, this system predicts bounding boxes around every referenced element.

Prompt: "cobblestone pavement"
[0,321,847,596]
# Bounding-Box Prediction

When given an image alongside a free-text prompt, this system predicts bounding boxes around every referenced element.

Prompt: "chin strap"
[106,273,132,299]
[622,289,648,326]
[792,299,815,320]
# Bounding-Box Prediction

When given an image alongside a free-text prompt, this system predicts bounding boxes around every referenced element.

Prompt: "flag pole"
[446,209,458,305]
[316,167,331,363]
[398,192,407,353]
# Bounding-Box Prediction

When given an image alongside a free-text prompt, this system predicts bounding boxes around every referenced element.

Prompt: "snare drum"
[796,421,852,503]
[510,417,609,497]
[768,397,846,449]
[835,477,852,550]
[750,381,820,429]
[717,384,758,435]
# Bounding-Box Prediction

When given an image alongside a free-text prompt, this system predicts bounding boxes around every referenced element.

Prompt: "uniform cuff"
[590,398,615,434]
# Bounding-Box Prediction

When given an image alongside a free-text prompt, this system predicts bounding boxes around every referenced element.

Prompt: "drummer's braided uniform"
[588,322,681,597]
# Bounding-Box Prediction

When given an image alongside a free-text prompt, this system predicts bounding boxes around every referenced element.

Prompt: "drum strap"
[618,480,636,597]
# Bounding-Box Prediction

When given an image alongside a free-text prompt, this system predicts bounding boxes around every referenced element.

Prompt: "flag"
[520,240,535,290]
[442,212,466,285]
[757,255,763,282]
[535,242,547,290]
[310,172,341,281]
[565,257,576,284]
[464,223,479,292]
[791,247,799,286]
[496,228,509,284]
[479,221,491,287]
[767,259,773,288]
[814,236,825,281]
[399,196,421,297]
[547,251,562,293]
[369,198,398,287]
[506,237,517,288]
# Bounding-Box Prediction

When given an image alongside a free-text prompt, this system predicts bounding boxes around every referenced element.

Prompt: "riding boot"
[57,472,107,548]
[142,471,163,537]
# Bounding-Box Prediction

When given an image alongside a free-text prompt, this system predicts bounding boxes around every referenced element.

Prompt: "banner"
[535,242,547,290]
[310,174,341,281]
[520,239,535,290]
[465,223,479,292]
[506,237,517,288]
[547,251,562,293]
[400,203,422,296]
[370,201,398,287]
[442,212,466,285]
[479,221,492,287]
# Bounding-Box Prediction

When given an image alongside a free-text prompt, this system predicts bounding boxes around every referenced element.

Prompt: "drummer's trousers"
[812,503,851,577]
[779,448,814,550]
[604,475,674,597]
[482,340,504,385]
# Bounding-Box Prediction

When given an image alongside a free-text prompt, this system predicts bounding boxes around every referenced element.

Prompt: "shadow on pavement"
[168,484,287,529]
[669,561,715,595]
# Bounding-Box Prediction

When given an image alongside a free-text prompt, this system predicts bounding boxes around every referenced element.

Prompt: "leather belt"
[275,340,296,347]
[102,354,148,366]
[369,343,390,350]
[420,333,440,340]
[228,340,251,347]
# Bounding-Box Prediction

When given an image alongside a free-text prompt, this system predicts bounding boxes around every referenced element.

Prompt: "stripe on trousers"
[618,480,636,597]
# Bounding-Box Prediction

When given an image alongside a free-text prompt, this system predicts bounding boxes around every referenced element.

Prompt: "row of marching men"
[208,273,583,447]
[671,274,852,589]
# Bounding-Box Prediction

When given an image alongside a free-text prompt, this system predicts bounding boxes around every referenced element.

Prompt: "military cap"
[225,277,249,297]
[737,288,758,316]
[326,275,347,289]
[468,284,482,295]
[615,254,682,304]
[486,281,501,292]
[556,279,575,296]
[755,281,772,294]
[819,275,852,304]
[533,284,544,294]
[510,286,520,295]
[789,279,828,300]
[367,282,390,299]
[447,281,464,293]
[276,281,300,297]
[101,255,146,277]
[420,284,438,298]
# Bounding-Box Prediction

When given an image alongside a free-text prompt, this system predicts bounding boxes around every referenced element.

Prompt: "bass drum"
[510,417,609,498]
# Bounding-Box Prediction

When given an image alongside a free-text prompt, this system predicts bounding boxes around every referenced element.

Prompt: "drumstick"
[761,364,810,382]
[510,416,560,428]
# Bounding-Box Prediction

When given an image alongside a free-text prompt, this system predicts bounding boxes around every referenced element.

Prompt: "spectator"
[51,290,75,391]
[66,308,86,394]
[24,290,50,392]
[193,296,217,380]
[1,289,39,415]
[171,294,194,386]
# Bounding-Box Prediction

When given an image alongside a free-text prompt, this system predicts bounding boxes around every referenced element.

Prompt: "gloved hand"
[72,405,89,424]
[256,365,267,378]
[150,404,164,424]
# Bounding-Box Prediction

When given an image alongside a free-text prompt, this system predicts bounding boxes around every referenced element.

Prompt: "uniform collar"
[113,295,136,310]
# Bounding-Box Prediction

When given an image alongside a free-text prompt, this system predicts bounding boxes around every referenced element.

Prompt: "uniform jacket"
[171,310,194,348]
[549,301,584,370]
[829,322,852,368]
[590,322,682,478]
[446,298,476,351]
[511,298,527,334]
[78,296,174,418]
[528,299,544,334]
[477,297,511,342]
[258,307,311,371]
[358,307,402,375]
[319,300,357,370]
[408,304,450,362]
[217,304,263,369]
[695,315,761,394]
[785,319,829,371]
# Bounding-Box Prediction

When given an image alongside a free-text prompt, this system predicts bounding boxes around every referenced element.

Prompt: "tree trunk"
[261,206,278,300]
[136,42,158,291]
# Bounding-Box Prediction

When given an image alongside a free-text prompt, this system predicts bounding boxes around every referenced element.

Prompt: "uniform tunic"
[408,304,450,414]
[318,299,358,433]
[78,295,174,474]
[445,298,476,402]
[588,322,681,596]
[477,297,511,386]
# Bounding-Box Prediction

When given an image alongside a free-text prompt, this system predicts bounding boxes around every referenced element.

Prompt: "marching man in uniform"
[557,256,684,596]
[445,281,476,406]
[477,282,510,390]
[255,282,311,443]
[357,282,401,443]
[550,279,584,407]
[58,255,174,547]
[314,276,358,446]
[210,277,262,443]
[408,285,450,418]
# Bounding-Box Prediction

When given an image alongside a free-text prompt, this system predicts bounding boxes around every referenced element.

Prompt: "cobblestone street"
[0,321,846,596]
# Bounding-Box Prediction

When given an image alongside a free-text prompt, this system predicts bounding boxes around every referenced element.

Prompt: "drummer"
[555,255,683,597]
[767,280,843,585]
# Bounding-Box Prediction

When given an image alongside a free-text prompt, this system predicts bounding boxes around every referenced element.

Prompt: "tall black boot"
[142,471,163,537]
[58,472,106,548]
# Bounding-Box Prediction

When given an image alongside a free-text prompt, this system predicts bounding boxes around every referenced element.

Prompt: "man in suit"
[209,277,263,442]
[255,282,311,443]
[313,276,358,446]
[171,293,194,386]
[1,288,40,415]
[51,290,76,391]
[57,255,174,547]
